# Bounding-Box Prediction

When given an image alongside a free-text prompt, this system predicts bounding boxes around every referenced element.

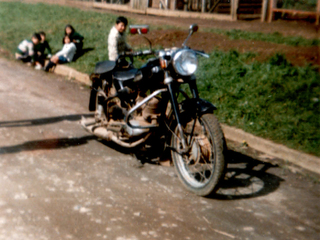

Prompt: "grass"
[0,1,319,156]
[282,0,318,11]
[207,29,320,47]
[197,51,320,156]
[0,2,139,74]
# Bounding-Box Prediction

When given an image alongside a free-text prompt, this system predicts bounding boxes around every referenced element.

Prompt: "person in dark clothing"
[63,24,84,56]
[34,31,52,70]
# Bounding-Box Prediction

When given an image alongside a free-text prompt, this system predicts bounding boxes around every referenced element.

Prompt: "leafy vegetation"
[0,2,319,156]
[197,51,320,155]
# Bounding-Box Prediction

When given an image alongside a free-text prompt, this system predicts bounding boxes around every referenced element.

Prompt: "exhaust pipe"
[81,116,151,148]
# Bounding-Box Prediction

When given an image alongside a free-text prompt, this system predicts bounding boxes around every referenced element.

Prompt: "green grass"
[282,0,318,11]
[197,51,320,156]
[207,29,320,47]
[0,2,319,156]
[0,2,139,73]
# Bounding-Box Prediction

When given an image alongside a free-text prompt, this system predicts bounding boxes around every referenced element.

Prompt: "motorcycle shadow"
[214,149,284,200]
[97,138,167,166]
[97,139,284,200]
[0,113,94,128]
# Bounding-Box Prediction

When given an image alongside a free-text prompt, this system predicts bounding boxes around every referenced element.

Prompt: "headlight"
[172,49,198,76]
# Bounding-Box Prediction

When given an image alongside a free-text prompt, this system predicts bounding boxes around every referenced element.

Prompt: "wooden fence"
[267,0,320,25]
[93,0,269,21]
[19,0,319,24]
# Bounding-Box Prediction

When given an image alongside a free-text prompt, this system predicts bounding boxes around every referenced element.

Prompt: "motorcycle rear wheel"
[171,114,226,197]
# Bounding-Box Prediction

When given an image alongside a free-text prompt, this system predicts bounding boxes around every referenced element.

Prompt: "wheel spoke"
[171,113,226,196]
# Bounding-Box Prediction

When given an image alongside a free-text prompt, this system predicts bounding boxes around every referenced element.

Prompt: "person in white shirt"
[15,33,41,65]
[44,35,76,72]
[108,16,132,62]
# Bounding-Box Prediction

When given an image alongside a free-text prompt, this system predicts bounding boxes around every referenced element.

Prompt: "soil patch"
[129,29,320,67]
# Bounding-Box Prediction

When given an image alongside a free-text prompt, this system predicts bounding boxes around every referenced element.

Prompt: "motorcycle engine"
[106,85,162,137]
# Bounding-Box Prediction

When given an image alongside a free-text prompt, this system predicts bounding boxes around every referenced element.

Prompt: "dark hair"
[32,33,41,41]
[39,31,46,37]
[64,24,75,35]
[62,34,73,44]
[116,16,128,26]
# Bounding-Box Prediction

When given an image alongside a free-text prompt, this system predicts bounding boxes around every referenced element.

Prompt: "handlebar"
[119,50,154,58]
[118,49,208,60]
[193,50,209,58]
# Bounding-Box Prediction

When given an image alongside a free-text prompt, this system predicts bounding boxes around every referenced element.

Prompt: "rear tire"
[171,114,226,197]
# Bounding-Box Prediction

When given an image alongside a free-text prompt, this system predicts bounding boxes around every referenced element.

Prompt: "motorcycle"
[81,24,226,197]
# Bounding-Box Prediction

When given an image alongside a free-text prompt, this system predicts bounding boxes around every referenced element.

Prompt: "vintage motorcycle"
[81,24,226,196]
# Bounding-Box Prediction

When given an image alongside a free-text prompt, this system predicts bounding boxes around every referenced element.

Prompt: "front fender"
[164,98,216,147]
[180,98,217,118]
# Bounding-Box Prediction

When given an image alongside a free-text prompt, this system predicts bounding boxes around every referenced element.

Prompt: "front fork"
[166,74,199,154]
[167,82,188,152]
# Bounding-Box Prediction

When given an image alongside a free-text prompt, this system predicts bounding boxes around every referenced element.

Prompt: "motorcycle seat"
[94,61,116,74]
[113,68,140,81]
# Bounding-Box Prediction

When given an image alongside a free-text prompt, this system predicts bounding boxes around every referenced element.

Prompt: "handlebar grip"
[119,51,133,57]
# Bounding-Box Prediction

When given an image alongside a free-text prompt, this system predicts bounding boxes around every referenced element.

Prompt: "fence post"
[231,0,239,21]
[316,0,320,25]
[268,0,276,22]
[201,0,206,12]
[261,0,268,22]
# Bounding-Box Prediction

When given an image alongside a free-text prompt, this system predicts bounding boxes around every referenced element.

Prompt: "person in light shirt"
[44,34,76,72]
[108,16,132,62]
[15,33,41,65]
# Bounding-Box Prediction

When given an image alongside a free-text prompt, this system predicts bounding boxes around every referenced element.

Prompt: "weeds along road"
[0,57,319,240]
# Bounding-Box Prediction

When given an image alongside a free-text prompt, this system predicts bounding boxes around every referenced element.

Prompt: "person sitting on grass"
[15,33,41,66]
[44,34,76,72]
[34,31,52,70]
[108,16,132,62]
[63,24,84,57]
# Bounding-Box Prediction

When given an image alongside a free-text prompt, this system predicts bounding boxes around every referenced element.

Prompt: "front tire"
[171,114,226,197]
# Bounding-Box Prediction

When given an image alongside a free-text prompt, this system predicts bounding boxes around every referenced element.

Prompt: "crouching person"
[15,33,41,65]
[34,31,52,70]
[44,35,76,72]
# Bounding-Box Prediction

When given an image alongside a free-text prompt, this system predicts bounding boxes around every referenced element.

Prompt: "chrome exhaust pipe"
[81,116,151,148]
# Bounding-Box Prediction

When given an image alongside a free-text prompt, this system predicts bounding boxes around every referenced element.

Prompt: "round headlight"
[172,49,198,76]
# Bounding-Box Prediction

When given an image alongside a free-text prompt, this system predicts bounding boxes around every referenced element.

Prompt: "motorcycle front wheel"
[171,114,226,197]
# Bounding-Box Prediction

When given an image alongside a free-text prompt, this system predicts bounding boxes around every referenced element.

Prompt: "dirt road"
[0,58,319,239]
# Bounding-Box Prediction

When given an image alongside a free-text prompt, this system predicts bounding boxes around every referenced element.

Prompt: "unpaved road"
[0,58,319,240]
